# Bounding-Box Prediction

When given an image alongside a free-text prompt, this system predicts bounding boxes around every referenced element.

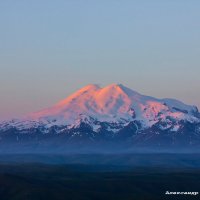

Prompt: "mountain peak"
[102,83,125,92]
[23,83,199,129]
[103,83,141,97]
[77,84,101,92]
[1,84,200,150]
[73,83,139,96]
[106,83,123,87]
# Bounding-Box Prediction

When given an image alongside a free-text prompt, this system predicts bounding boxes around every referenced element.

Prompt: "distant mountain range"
[0,84,200,152]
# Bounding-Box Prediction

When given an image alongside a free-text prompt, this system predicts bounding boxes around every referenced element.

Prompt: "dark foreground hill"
[0,153,200,200]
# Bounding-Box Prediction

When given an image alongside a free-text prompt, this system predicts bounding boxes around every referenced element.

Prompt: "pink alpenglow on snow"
[23,84,199,129]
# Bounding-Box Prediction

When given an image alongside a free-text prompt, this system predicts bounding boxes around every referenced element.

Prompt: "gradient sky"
[0,0,200,120]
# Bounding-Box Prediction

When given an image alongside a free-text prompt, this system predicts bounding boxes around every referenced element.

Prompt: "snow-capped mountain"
[0,84,200,150]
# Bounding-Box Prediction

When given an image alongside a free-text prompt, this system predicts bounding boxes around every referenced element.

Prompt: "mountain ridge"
[0,84,200,151]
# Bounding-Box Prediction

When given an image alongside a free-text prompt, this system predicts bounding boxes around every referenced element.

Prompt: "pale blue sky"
[0,0,200,119]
